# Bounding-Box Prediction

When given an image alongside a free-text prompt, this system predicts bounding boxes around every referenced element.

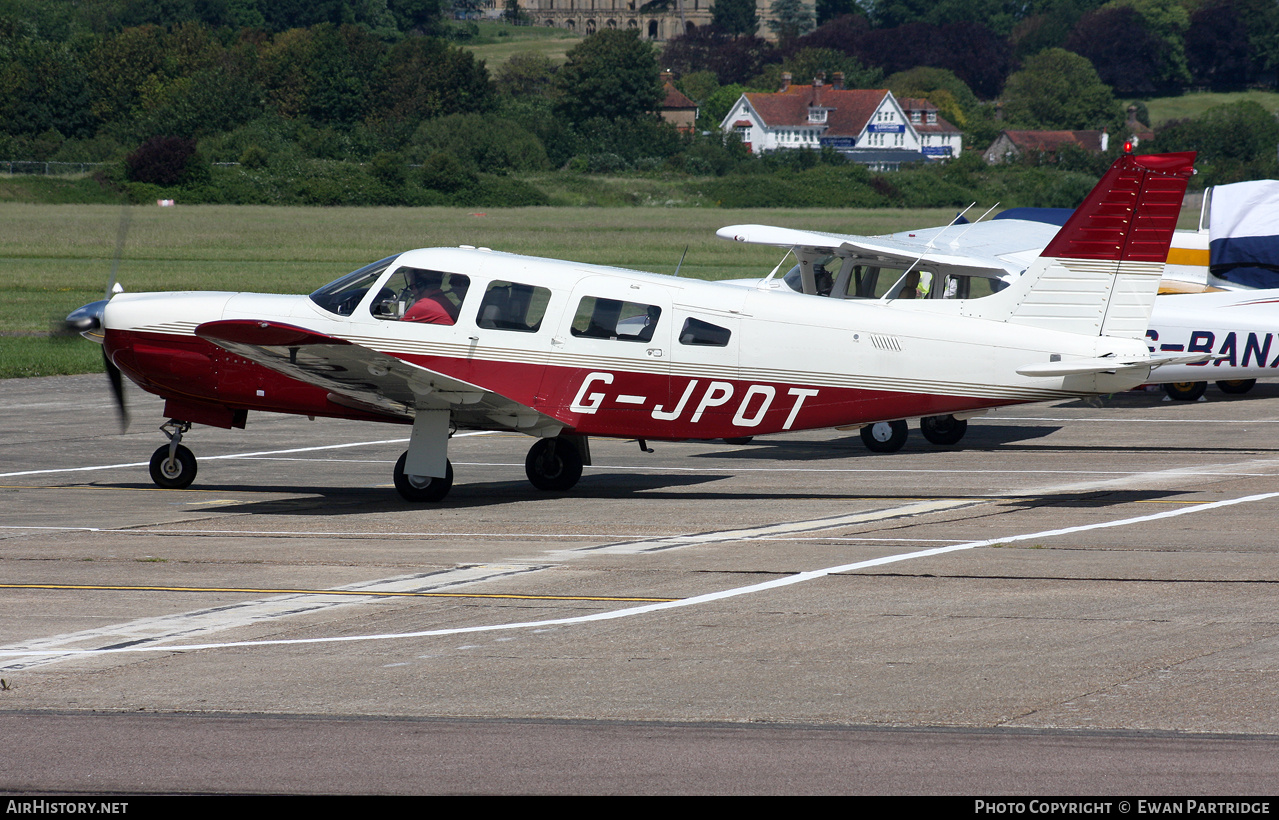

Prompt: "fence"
[1,161,106,175]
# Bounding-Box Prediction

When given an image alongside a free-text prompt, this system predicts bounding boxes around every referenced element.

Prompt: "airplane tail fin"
[969,152,1195,337]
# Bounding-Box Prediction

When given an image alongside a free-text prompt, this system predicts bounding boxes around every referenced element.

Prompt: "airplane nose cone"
[65,299,109,340]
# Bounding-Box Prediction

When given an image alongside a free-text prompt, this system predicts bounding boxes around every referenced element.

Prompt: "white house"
[720,75,961,167]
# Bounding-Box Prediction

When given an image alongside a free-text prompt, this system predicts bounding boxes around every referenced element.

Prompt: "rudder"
[970,152,1195,337]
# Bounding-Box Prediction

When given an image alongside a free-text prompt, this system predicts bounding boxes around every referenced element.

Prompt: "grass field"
[459,21,582,68]
[1136,90,1279,126]
[0,203,958,378]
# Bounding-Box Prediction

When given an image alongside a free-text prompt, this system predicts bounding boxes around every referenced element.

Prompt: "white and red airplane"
[67,152,1200,500]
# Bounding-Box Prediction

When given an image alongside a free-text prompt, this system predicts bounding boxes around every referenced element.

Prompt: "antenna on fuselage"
[674,245,689,277]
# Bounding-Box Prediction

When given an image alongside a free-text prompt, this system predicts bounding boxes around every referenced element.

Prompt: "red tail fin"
[965,152,1196,337]
[1042,151,1196,263]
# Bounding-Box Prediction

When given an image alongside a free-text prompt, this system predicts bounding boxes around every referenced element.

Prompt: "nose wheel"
[149,420,197,489]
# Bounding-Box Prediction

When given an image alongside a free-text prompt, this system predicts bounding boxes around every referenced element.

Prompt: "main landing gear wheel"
[860,420,908,453]
[393,452,453,502]
[1216,379,1257,395]
[920,414,968,446]
[1163,381,1207,401]
[149,444,197,489]
[525,437,583,491]
[722,437,755,445]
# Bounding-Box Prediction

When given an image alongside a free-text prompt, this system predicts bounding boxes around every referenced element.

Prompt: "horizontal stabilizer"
[1148,352,1216,369]
[1017,352,1210,377]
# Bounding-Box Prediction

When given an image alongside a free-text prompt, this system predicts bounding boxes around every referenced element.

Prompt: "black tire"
[860,420,908,453]
[393,452,453,502]
[149,444,197,489]
[1163,381,1207,401]
[525,437,583,491]
[1216,379,1256,395]
[920,414,968,446]
[722,437,755,445]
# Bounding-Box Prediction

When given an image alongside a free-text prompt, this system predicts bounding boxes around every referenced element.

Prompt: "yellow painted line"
[0,583,677,603]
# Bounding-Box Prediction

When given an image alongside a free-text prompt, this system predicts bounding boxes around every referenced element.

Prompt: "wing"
[195,320,563,434]
[717,220,1062,280]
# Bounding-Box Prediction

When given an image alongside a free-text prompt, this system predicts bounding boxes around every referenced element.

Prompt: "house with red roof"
[719,74,962,169]
[659,71,698,133]
[983,130,1110,164]
[900,97,962,160]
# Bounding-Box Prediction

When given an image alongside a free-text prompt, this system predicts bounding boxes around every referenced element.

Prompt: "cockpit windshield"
[309,255,400,316]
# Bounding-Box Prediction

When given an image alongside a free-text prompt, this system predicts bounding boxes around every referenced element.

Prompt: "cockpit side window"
[308,255,398,316]
[476,281,552,332]
[571,296,661,342]
[371,267,471,325]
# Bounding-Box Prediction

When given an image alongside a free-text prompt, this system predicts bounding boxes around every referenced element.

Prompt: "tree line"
[1,0,1276,207]
[707,0,1279,98]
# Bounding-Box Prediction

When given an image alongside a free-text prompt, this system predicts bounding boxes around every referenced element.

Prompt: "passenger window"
[477,281,552,332]
[679,317,731,347]
[371,267,470,325]
[571,297,661,342]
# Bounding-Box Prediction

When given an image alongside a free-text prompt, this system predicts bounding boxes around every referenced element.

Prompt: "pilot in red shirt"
[402,271,458,325]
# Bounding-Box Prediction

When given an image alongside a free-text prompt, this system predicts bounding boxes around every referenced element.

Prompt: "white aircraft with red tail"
[67,152,1200,501]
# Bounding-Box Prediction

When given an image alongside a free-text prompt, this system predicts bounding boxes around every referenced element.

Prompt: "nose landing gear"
[148,419,197,489]
[393,452,454,502]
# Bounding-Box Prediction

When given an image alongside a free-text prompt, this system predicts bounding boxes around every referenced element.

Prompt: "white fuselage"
[103,247,1156,440]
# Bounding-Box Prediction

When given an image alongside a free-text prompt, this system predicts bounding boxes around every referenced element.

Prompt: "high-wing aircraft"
[67,152,1199,500]
[767,177,1279,405]
[716,152,1221,448]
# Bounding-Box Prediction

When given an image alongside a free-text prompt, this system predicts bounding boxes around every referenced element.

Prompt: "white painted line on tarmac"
[5,489,1275,661]
[206,461,1279,477]
[0,526,648,539]
[0,460,151,478]
[1020,457,1279,496]
[483,464,1278,477]
[0,439,410,478]
[574,498,982,555]
[0,563,546,672]
[0,431,498,479]
[0,526,964,543]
